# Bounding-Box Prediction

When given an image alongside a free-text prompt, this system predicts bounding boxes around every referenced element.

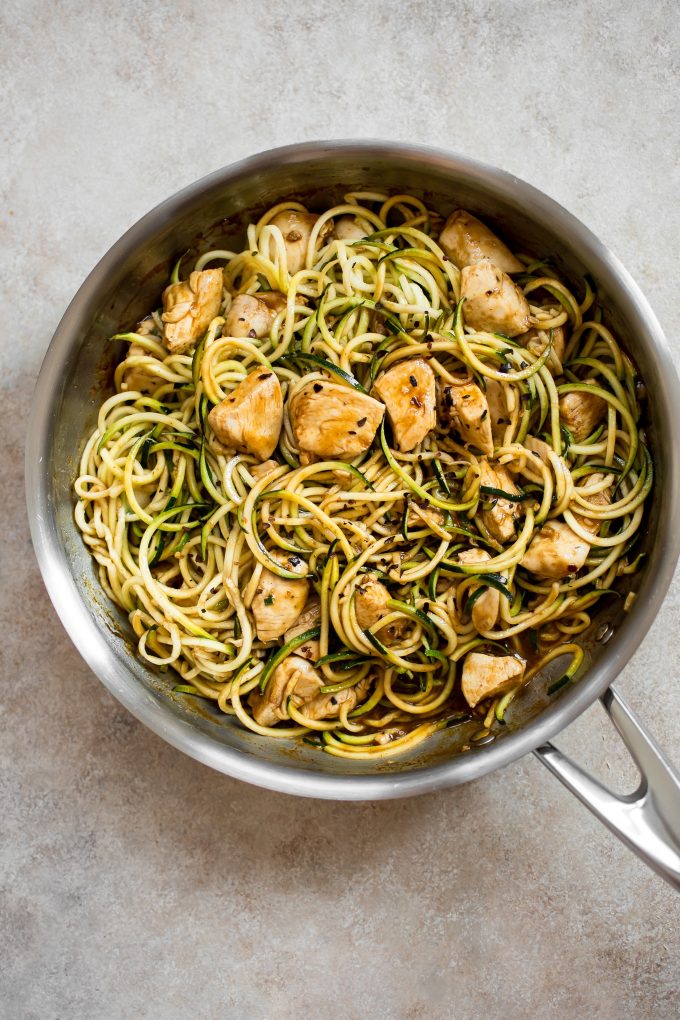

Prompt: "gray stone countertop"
[2,1,680,1017]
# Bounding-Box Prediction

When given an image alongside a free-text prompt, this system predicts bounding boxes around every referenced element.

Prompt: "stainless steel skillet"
[25,141,680,888]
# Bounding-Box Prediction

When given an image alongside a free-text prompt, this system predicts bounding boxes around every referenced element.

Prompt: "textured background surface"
[3,1,680,1017]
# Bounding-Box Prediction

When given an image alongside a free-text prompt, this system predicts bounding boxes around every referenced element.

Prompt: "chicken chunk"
[248,655,322,726]
[303,677,371,721]
[440,381,493,455]
[224,291,287,339]
[520,521,590,578]
[572,473,611,535]
[283,596,321,662]
[250,458,280,482]
[335,216,369,241]
[559,384,607,442]
[458,549,500,633]
[270,210,333,275]
[354,574,405,642]
[520,325,566,374]
[508,434,552,484]
[251,550,309,643]
[161,268,223,354]
[121,342,161,393]
[208,369,283,461]
[478,460,520,543]
[289,380,384,462]
[461,261,532,337]
[371,358,436,452]
[461,651,526,708]
[485,378,511,444]
[438,210,523,273]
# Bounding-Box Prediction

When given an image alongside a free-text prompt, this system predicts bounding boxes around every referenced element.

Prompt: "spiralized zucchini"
[74,193,651,759]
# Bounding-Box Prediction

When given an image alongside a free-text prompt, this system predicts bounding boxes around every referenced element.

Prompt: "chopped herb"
[264,594,275,606]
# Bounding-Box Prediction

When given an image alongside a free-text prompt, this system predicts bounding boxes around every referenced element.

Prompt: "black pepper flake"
[498,417,510,425]
[348,430,357,435]
[410,396,422,408]
[480,409,488,420]
[258,372,273,380]
[357,417,367,427]
[288,555,302,567]
[248,329,257,338]
[519,361,528,369]
[499,364,510,374]
[462,394,471,400]
[409,374,418,387]
[313,383,323,393]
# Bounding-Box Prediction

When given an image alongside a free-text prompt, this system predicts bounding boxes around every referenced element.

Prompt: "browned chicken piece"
[354,574,406,642]
[122,342,160,393]
[289,380,384,462]
[250,458,280,481]
[409,502,448,535]
[520,521,590,578]
[572,473,611,535]
[162,268,223,354]
[519,324,566,374]
[558,383,607,442]
[224,291,287,339]
[270,210,334,275]
[283,596,321,662]
[440,381,493,455]
[458,548,500,633]
[303,676,371,721]
[248,655,322,726]
[461,651,526,708]
[478,460,520,543]
[335,216,369,241]
[485,379,511,443]
[507,434,552,483]
[438,210,523,273]
[251,550,309,643]
[354,573,391,630]
[371,358,436,452]
[208,369,283,461]
[461,261,532,336]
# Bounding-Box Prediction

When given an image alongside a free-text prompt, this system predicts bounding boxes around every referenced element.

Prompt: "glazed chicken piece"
[208,369,283,461]
[438,210,523,273]
[335,216,369,241]
[519,521,590,578]
[289,380,384,463]
[162,268,223,354]
[519,324,566,374]
[224,291,287,339]
[572,473,611,535]
[477,460,520,543]
[354,574,405,642]
[508,434,552,484]
[484,378,511,444]
[249,655,322,726]
[270,210,334,275]
[250,458,280,482]
[122,342,160,393]
[558,384,607,442]
[371,358,436,452]
[251,550,309,643]
[460,261,532,336]
[458,548,500,633]
[439,381,494,455]
[248,656,369,726]
[303,676,371,721]
[461,651,526,708]
[283,596,321,662]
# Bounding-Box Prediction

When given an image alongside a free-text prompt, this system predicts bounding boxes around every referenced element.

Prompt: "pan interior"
[46,147,666,778]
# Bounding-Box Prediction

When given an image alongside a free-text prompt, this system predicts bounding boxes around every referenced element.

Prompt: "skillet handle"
[534,685,680,890]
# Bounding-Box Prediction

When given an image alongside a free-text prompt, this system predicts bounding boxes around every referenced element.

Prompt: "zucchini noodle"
[75,193,651,759]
